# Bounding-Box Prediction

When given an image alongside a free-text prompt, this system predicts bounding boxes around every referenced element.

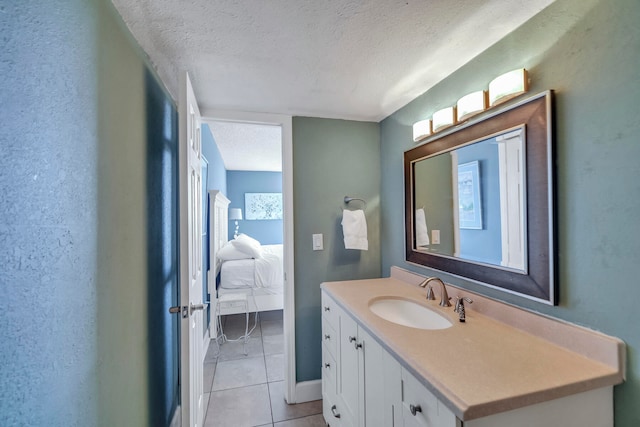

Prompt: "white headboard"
[208,190,230,294]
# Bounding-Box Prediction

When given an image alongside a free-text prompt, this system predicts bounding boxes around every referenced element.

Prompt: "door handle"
[169,303,209,318]
[190,303,208,315]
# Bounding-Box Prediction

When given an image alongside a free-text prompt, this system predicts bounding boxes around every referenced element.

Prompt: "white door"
[178,71,205,427]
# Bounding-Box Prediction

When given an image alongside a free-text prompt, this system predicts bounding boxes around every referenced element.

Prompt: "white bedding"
[219,244,283,290]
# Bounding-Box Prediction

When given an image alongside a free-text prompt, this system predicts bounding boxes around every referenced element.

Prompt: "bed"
[207,190,284,324]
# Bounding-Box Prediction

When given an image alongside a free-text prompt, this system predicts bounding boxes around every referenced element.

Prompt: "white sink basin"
[369,298,453,330]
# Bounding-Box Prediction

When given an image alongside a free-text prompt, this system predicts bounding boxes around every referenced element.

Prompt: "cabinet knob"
[324,363,331,368]
[409,404,422,416]
[331,404,341,419]
[324,334,330,340]
[324,306,330,312]
[349,336,357,343]
[354,342,362,350]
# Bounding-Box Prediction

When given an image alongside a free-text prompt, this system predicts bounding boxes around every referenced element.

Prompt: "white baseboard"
[293,379,322,403]
[170,404,181,427]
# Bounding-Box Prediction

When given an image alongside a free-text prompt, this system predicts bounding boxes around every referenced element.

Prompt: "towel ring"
[344,196,367,209]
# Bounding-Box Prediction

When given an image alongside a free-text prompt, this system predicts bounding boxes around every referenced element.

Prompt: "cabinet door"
[402,369,459,427]
[338,306,361,427]
[360,327,386,427]
[382,349,402,427]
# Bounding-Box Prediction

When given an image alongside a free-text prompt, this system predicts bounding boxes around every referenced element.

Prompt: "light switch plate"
[312,233,324,251]
[431,230,440,244]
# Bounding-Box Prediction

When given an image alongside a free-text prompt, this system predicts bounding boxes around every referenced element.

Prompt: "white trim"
[293,379,323,403]
[200,109,296,404]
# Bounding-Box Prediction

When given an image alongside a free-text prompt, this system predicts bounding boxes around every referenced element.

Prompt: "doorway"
[201,111,296,408]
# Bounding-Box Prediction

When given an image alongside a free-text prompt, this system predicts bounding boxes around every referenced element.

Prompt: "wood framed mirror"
[404,91,556,304]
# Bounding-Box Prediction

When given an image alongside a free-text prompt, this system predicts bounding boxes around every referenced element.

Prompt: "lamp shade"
[432,107,456,133]
[489,68,529,106]
[412,119,432,142]
[456,91,487,122]
[229,208,243,220]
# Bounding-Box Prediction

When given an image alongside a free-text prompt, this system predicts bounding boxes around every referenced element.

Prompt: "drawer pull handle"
[331,404,341,418]
[324,363,331,368]
[349,336,357,343]
[324,306,330,312]
[410,404,422,416]
[324,334,330,340]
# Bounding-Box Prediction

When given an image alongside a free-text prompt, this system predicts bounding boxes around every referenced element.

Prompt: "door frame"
[201,109,297,403]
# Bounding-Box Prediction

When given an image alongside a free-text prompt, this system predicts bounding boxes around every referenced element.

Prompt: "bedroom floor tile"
[261,319,283,336]
[265,353,284,382]
[212,356,267,391]
[205,383,272,427]
[204,361,216,392]
[222,316,262,339]
[203,309,313,427]
[263,334,284,355]
[217,336,264,361]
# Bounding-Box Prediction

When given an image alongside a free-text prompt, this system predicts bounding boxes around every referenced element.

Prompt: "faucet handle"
[426,285,436,300]
[454,297,473,322]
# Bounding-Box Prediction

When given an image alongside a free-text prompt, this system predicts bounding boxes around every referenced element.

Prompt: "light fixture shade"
[412,119,432,142]
[229,208,243,220]
[489,68,529,106]
[432,107,456,133]
[456,91,487,122]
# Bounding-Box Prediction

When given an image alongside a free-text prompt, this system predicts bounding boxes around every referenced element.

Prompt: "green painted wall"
[293,117,381,381]
[380,0,640,424]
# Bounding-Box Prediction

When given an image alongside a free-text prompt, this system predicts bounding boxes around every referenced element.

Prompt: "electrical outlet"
[431,230,440,244]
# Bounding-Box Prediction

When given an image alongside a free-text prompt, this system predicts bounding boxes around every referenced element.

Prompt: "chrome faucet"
[418,277,451,307]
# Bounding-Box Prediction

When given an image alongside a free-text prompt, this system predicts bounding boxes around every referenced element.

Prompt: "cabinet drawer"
[402,369,457,427]
[321,291,340,331]
[322,344,338,397]
[323,392,343,427]
[322,316,338,360]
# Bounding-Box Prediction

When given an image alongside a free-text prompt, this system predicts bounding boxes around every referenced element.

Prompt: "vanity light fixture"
[229,208,243,239]
[488,68,529,107]
[431,107,456,133]
[456,90,488,122]
[412,119,432,142]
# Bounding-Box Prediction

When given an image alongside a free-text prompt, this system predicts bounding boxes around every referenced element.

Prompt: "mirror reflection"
[413,126,527,272]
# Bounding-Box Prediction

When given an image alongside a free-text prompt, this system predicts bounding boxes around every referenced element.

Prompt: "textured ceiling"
[111,0,555,122]
[206,121,282,171]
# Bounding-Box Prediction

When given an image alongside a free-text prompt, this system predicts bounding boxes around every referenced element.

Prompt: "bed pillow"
[217,241,253,261]
[231,233,263,258]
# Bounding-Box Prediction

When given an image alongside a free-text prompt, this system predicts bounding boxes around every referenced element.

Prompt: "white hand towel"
[415,208,430,247]
[342,209,368,250]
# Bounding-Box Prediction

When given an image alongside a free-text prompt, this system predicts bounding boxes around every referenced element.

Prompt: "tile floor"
[203,310,325,427]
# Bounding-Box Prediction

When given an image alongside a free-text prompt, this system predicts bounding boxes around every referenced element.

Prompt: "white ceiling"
[206,121,282,171]
[111,0,555,170]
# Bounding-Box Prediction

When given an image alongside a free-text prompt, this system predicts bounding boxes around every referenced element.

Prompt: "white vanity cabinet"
[321,291,399,427]
[321,285,618,427]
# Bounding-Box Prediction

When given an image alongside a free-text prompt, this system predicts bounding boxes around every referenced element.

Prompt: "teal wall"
[293,117,381,381]
[0,1,99,425]
[380,0,640,424]
[1,1,181,425]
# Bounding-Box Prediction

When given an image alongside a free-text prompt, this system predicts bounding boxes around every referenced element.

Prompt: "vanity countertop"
[321,277,625,421]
